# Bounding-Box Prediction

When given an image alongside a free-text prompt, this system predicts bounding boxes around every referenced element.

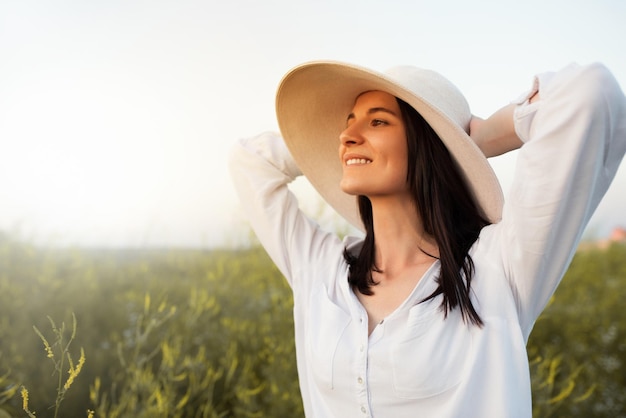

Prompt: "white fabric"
[229,63,626,418]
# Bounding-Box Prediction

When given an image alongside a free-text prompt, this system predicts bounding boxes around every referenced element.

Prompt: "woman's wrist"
[470,104,523,158]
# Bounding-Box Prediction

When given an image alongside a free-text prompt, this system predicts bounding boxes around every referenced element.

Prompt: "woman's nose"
[340,123,364,146]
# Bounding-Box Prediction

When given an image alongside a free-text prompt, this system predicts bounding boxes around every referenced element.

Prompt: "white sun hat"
[275,60,503,231]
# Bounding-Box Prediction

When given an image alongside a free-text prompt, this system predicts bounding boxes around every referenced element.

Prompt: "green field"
[0,233,624,417]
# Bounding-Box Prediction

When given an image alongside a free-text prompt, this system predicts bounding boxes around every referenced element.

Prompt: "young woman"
[229,61,625,417]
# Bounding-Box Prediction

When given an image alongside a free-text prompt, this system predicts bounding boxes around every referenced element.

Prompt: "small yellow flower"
[20,386,29,411]
[90,377,101,404]
[21,386,36,417]
[64,348,86,391]
[33,326,54,359]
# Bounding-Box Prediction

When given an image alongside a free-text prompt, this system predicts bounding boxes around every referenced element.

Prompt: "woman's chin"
[339,181,362,196]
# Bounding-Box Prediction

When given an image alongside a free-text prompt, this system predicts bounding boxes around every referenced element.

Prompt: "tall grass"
[0,233,624,417]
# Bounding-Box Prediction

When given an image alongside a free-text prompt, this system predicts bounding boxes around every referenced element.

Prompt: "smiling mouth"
[345,158,372,166]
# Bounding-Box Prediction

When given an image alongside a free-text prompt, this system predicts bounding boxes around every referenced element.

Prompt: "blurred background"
[1,1,625,417]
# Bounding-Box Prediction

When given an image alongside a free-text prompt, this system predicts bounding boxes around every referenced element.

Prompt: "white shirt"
[229,63,626,418]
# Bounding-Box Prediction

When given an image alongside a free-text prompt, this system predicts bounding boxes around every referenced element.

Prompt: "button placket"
[353,306,371,417]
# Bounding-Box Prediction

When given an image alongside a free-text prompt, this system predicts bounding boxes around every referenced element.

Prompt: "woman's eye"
[371,119,387,126]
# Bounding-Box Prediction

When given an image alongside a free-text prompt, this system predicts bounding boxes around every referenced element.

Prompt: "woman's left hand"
[469,103,523,158]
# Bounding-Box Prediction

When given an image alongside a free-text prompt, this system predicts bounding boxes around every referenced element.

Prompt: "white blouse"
[229,63,626,418]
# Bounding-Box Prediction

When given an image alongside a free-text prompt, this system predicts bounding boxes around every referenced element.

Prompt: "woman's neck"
[369,196,439,276]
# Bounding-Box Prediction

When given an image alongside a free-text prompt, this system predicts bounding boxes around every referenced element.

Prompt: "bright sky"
[1,0,625,248]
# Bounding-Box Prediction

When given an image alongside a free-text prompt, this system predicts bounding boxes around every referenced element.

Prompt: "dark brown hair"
[344,98,488,326]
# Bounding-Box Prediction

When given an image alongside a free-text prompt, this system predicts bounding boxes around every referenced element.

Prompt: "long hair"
[343,97,489,326]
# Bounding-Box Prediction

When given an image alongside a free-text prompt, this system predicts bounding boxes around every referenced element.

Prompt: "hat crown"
[384,66,471,132]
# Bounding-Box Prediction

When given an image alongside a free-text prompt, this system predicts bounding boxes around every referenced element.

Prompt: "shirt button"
[357,377,363,384]
[359,344,364,352]
[361,406,367,414]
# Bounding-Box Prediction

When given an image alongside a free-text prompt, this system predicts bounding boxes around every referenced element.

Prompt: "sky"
[0,0,625,248]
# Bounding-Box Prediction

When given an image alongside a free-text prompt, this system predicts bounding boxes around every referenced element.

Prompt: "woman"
[229,61,625,417]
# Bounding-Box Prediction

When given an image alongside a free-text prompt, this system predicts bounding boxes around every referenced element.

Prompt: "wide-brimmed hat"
[275,60,503,231]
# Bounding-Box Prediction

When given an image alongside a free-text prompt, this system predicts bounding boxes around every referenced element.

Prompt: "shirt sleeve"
[228,131,345,291]
[496,63,626,338]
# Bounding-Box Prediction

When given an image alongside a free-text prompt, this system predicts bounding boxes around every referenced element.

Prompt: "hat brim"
[275,61,503,231]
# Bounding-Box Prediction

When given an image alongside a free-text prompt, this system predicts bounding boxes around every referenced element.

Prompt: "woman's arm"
[481,64,626,338]
[470,92,539,158]
[470,104,523,157]
[229,132,344,290]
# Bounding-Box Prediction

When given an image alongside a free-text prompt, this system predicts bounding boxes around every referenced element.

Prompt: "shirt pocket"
[305,284,351,389]
[391,302,473,399]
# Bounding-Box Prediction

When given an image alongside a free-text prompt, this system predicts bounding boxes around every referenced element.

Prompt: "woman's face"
[339,90,409,198]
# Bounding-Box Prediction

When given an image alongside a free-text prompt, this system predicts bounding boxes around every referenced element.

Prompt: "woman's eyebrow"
[345,107,398,123]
